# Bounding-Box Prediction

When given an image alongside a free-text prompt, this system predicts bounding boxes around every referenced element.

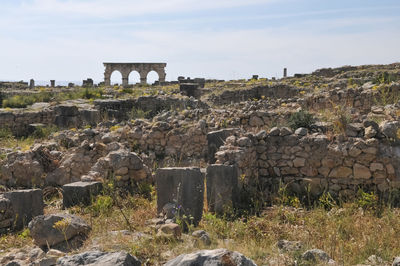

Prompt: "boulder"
[280,127,293,136]
[276,239,302,252]
[4,189,44,230]
[295,127,308,136]
[206,164,239,215]
[393,257,400,266]
[28,213,90,249]
[56,251,141,266]
[62,181,103,208]
[157,223,182,239]
[156,167,204,226]
[380,121,400,139]
[164,249,256,266]
[192,230,211,246]
[302,249,331,263]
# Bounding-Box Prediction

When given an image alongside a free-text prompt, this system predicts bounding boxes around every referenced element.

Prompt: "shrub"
[356,189,379,211]
[32,125,58,139]
[288,110,314,130]
[130,108,150,119]
[90,195,113,216]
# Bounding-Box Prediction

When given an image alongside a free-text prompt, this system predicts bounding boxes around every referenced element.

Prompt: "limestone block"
[329,166,352,178]
[4,189,44,230]
[293,157,306,167]
[62,181,103,208]
[205,164,239,215]
[370,162,384,172]
[156,167,204,225]
[353,163,372,179]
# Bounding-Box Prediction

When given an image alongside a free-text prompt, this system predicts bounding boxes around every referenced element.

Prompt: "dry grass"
[2,191,400,265]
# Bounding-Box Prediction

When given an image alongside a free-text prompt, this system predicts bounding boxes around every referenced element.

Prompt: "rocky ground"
[0,63,400,265]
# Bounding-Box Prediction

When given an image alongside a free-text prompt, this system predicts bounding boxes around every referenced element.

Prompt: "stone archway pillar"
[139,71,148,85]
[157,70,166,83]
[104,65,112,86]
[122,77,129,87]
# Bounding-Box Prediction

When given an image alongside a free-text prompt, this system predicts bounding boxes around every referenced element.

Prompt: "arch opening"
[147,70,159,85]
[110,70,122,86]
[128,71,141,85]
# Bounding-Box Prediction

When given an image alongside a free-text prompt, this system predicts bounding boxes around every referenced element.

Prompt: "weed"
[373,84,400,106]
[319,192,336,210]
[356,189,379,211]
[32,125,58,139]
[288,110,314,130]
[53,218,71,249]
[89,195,113,216]
[130,108,150,120]
[110,125,121,132]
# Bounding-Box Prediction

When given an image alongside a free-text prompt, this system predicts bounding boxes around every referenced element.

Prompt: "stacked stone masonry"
[216,127,400,199]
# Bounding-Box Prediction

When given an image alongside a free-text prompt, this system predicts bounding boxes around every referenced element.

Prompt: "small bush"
[356,189,379,211]
[288,110,314,130]
[0,128,12,139]
[32,125,58,139]
[319,192,336,210]
[130,108,150,120]
[374,72,398,85]
[90,195,113,216]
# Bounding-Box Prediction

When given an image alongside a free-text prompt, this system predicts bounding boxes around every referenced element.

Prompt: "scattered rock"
[393,257,400,266]
[158,223,182,239]
[192,230,211,246]
[276,239,302,252]
[56,250,141,266]
[28,213,91,250]
[302,249,331,263]
[164,249,256,266]
[295,127,308,136]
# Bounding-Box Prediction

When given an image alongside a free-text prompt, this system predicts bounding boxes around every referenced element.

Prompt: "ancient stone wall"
[207,84,299,105]
[94,96,209,121]
[0,105,100,136]
[216,127,400,200]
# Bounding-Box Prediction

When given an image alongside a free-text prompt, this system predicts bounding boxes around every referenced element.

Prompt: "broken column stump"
[206,164,239,215]
[156,167,204,225]
[62,181,103,208]
[4,189,44,230]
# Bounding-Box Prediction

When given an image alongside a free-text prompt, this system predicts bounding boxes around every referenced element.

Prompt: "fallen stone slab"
[4,189,44,230]
[28,213,91,250]
[206,164,239,215]
[62,181,103,208]
[56,250,141,266]
[164,249,256,266]
[156,167,204,225]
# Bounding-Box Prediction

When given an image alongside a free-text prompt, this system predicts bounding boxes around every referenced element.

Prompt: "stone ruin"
[103,62,167,86]
[1,63,400,264]
[82,78,94,87]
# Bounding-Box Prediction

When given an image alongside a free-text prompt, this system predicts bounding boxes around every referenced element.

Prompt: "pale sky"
[1,0,400,85]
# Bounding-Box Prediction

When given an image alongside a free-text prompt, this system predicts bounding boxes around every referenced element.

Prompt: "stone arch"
[110,69,123,85]
[104,62,167,86]
[146,70,160,84]
[128,70,141,85]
